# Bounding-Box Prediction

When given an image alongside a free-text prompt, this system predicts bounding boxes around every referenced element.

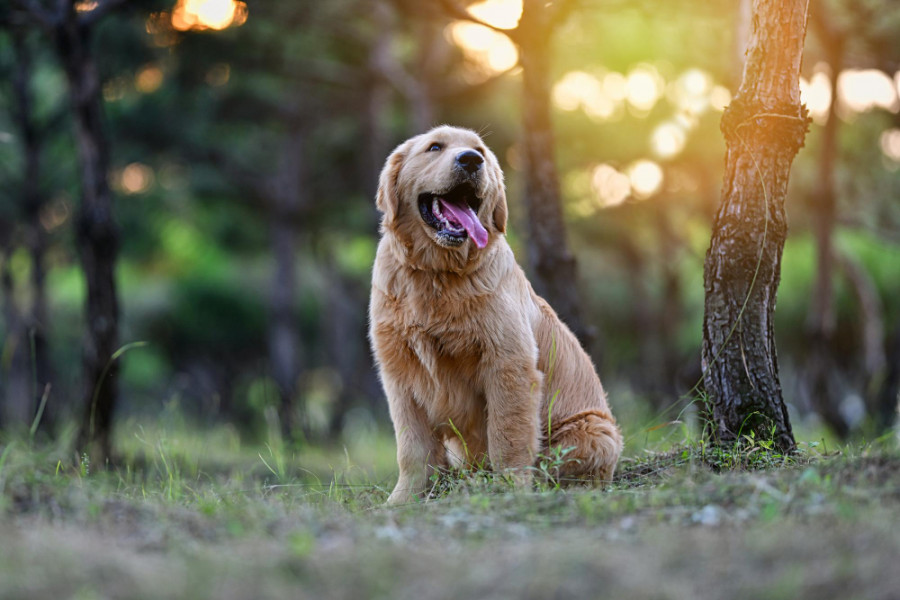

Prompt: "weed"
[532,445,578,490]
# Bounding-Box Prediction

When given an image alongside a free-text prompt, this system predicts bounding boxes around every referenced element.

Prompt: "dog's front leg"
[484,363,542,487]
[384,380,444,505]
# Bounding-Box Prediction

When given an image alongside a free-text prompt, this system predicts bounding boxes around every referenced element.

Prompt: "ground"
[1,422,898,599]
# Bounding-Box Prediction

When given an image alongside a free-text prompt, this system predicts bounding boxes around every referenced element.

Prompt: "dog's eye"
[427,143,442,152]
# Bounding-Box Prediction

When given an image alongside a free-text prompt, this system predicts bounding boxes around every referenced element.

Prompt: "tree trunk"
[55,7,121,462]
[325,266,359,439]
[656,206,685,398]
[701,0,810,452]
[268,128,307,442]
[11,29,53,433]
[803,35,849,437]
[837,250,886,396]
[1,242,32,428]
[517,0,589,346]
[878,324,900,431]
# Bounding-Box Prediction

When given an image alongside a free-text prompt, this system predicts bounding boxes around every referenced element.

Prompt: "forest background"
[1,0,899,465]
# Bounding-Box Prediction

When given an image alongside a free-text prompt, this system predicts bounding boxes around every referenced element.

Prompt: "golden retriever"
[369,125,622,504]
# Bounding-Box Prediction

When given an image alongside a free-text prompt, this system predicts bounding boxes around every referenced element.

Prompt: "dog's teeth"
[432,199,440,217]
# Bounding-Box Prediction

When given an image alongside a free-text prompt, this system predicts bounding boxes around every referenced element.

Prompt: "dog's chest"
[405,303,484,374]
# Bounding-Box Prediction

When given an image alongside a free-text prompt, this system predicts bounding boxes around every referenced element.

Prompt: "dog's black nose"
[456,150,484,173]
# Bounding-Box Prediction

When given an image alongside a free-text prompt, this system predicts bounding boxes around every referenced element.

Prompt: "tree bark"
[268,128,307,443]
[837,250,886,393]
[878,324,900,431]
[518,0,589,345]
[10,29,53,433]
[1,242,32,428]
[803,32,848,437]
[54,5,121,462]
[701,0,811,452]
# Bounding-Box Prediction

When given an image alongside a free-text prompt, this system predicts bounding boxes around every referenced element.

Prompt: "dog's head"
[376,126,507,264]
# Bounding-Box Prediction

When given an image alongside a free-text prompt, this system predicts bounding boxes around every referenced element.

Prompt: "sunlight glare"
[709,85,731,112]
[626,65,663,112]
[651,122,687,159]
[603,72,627,102]
[448,22,518,73]
[627,160,664,199]
[591,164,631,208]
[880,129,900,163]
[667,68,711,116]
[681,69,711,97]
[172,0,248,32]
[552,71,617,121]
[467,0,522,29]
[799,72,832,124]
[837,69,898,114]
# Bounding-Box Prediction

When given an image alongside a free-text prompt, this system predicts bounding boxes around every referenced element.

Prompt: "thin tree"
[8,28,55,432]
[12,0,129,460]
[437,0,590,344]
[701,0,811,451]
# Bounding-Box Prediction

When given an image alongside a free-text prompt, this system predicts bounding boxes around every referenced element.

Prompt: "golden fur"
[369,126,623,504]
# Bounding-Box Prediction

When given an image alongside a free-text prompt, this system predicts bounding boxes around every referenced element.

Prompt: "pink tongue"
[439,198,489,248]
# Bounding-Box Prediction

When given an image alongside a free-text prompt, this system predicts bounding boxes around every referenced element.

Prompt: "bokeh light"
[552,71,618,121]
[118,163,154,195]
[709,85,731,112]
[837,69,899,114]
[881,129,900,163]
[667,68,711,116]
[135,65,164,94]
[800,69,832,124]
[627,160,664,199]
[447,22,518,73]
[467,0,522,29]
[651,121,687,159]
[206,63,231,87]
[625,65,664,112]
[171,0,248,32]
[591,163,631,208]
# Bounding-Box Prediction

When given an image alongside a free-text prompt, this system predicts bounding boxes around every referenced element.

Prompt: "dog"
[369,125,623,504]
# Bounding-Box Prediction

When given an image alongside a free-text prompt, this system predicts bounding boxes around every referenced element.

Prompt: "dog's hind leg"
[546,410,623,481]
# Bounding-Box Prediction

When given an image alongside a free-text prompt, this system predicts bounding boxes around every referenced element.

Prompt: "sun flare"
[171,0,248,32]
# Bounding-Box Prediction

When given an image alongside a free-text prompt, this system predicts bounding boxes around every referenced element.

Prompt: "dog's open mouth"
[418,183,488,248]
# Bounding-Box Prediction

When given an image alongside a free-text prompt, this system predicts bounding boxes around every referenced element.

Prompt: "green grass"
[1,420,898,599]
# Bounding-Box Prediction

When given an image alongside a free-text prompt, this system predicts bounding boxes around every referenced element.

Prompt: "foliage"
[1,427,899,596]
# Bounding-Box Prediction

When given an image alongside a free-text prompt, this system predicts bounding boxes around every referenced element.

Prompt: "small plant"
[532,444,578,490]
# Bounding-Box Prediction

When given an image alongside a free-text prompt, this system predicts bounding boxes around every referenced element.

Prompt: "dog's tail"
[546,409,623,481]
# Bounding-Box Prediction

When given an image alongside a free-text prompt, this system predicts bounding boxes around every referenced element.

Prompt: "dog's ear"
[492,190,508,234]
[376,142,407,226]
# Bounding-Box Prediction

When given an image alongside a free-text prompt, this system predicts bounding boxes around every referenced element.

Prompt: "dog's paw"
[507,468,533,490]
[385,485,416,506]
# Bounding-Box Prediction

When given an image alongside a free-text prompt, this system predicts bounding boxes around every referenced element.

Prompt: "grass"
[0,419,898,599]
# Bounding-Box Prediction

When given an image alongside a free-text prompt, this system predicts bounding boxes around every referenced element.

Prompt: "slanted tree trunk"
[701,0,811,452]
[518,0,588,345]
[54,5,121,462]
